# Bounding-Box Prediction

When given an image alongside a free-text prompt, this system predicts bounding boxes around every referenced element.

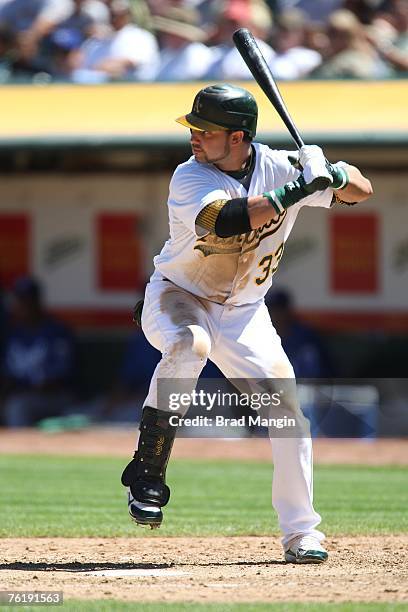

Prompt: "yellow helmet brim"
[175,113,229,132]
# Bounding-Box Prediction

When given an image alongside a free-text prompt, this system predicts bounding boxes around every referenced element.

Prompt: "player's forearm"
[332,164,373,203]
[248,175,313,229]
[247,194,279,228]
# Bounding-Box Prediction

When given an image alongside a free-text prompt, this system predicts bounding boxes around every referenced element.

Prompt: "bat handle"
[287,119,303,149]
[294,134,304,150]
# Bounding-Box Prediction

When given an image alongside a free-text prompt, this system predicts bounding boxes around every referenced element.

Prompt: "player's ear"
[230,130,244,145]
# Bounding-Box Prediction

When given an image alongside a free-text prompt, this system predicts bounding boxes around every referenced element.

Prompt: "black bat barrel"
[233,28,304,149]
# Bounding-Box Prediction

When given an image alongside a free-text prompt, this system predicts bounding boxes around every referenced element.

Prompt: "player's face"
[190,129,232,164]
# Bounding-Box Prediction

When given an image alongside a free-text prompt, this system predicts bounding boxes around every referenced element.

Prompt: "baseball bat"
[232,28,304,149]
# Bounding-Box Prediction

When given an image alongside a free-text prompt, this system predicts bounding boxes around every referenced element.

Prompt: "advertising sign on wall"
[96,213,144,292]
[330,214,378,294]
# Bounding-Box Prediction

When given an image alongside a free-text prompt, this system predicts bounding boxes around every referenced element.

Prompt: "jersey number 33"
[255,242,285,285]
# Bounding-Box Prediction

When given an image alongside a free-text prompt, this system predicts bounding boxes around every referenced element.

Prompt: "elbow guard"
[215,197,251,237]
[196,198,251,238]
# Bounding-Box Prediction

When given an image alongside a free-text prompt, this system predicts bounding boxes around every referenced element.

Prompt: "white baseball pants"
[141,275,325,548]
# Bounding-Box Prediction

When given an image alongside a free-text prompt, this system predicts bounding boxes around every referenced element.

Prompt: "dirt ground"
[0,428,407,465]
[1,430,407,605]
[1,536,407,604]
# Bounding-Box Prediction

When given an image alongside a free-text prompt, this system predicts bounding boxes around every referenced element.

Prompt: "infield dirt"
[1,535,407,604]
[0,429,407,465]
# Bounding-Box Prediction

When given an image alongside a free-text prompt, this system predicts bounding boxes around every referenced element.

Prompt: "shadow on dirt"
[0,559,284,572]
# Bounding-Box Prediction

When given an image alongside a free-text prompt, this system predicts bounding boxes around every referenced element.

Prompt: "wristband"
[263,191,283,214]
[328,163,349,190]
[263,176,308,214]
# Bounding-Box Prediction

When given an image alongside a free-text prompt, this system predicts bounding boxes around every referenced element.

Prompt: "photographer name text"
[168,415,296,429]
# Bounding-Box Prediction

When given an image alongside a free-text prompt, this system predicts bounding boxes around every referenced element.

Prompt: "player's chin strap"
[121,407,179,507]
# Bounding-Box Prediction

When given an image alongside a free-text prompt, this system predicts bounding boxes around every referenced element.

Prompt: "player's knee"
[165,325,211,362]
[187,324,211,360]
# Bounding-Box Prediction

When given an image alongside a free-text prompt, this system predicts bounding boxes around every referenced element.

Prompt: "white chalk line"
[85,569,188,577]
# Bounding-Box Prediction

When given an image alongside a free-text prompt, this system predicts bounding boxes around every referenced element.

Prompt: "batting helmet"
[176,84,258,138]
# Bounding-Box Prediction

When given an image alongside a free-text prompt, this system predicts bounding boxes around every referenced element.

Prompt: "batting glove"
[298,145,333,193]
[289,153,350,191]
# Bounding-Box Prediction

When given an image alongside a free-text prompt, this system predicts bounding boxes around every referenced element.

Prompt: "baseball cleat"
[284,535,328,564]
[127,490,163,529]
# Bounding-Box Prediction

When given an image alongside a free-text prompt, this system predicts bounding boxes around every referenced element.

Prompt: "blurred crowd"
[0,0,406,83]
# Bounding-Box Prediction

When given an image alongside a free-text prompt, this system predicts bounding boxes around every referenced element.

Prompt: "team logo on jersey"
[194,210,287,257]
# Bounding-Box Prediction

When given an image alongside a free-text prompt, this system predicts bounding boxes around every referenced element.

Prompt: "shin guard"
[121,407,178,507]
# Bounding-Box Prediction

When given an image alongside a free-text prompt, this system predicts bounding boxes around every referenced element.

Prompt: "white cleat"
[127,490,163,529]
[284,535,328,564]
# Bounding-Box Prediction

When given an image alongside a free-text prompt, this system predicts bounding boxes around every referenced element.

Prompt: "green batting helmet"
[176,83,258,138]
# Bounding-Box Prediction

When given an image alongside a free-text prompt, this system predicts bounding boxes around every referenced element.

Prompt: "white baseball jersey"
[153,142,332,306]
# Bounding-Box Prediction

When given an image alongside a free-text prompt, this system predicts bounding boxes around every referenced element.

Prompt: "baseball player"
[121,84,373,563]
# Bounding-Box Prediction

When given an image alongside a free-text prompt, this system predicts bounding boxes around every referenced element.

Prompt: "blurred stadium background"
[0,0,407,435]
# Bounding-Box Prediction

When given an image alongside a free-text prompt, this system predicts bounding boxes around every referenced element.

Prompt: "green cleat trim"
[285,548,328,564]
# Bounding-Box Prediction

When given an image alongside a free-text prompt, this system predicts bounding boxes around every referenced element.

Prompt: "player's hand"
[288,146,329,170]
[298,145,333,193]
[290,153,351,193]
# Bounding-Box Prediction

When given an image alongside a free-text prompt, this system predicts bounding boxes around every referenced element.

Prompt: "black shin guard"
[121,407,178,507]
